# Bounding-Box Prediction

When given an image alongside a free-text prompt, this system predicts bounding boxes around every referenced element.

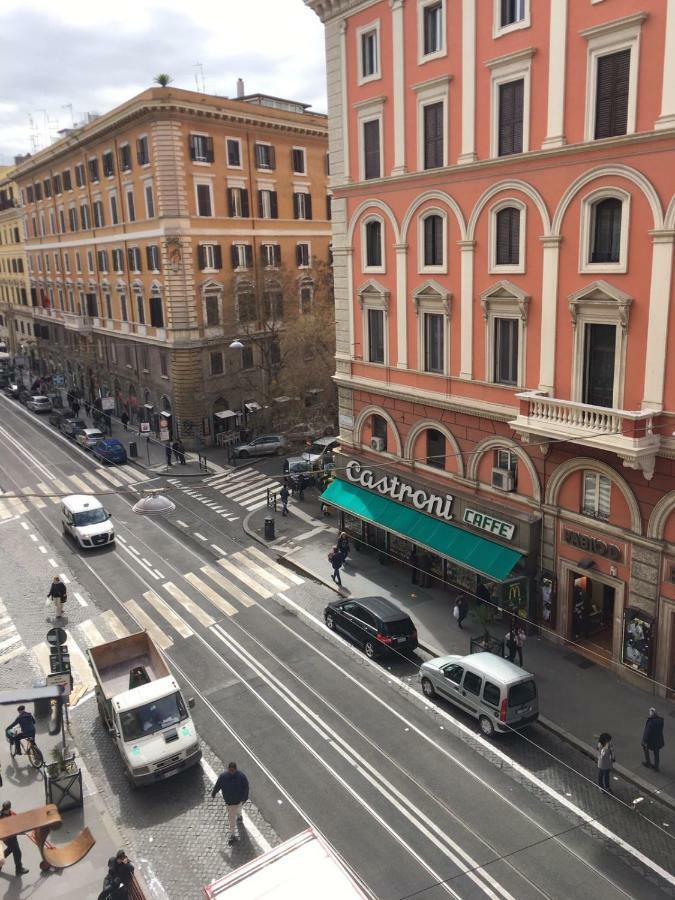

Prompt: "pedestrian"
[297,473,306,501]
[329,546,344,586]
[280,484,289,516]
[47,575,67,620]
[120,410,129,432]
[172,439,186,465]
[0,801,29,876]
[454,594,469,629]
[419,552,432,587]
[514,625,526,667]
[165,443,172,467]
[505,626,517,663]
[642,707,665,772]
[477,580,491,606]
[211,762,249,846]
[83,399,91,418]
[71,399,80,417]
[410,546,419,585]
[100,848,134,899]
[337,531,350,562]
[597,732,615,792]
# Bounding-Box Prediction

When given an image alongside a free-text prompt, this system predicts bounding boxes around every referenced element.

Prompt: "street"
[0,395,673,899]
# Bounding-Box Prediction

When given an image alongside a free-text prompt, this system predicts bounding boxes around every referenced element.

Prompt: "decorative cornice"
[484,47,537,71]
[579,12,648,41]
[305,0,376,24]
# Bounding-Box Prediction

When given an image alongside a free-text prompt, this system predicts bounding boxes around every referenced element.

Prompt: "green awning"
[321,479,522,582]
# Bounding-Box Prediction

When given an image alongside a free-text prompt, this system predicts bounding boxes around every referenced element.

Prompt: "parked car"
[283,457,316,487]
[48,407,75,428]
[324,596,418,659]
[92,438,128,465]
[233,434,287,459]
[17,389,31,405]
[303,436,340,470]
[77,428,105,450]
[27,395,53,413]
[283,423,317,445]
[60,417,87,439]
[419,652,539,737]
[4,383,21,400]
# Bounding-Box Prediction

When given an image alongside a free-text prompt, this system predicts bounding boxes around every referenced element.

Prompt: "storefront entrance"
[569,570,616,660]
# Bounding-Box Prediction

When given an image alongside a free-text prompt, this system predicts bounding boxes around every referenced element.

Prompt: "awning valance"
[214,409,237,420]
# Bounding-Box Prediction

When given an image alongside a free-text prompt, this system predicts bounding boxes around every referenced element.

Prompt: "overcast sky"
[0,0,327,164]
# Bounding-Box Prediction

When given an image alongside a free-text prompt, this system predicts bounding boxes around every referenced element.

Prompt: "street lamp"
[229,339,244,351]
[132,488,176,516]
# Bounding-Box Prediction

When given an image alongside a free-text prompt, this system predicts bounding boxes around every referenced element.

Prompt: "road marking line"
[51,477,71,497]
[245,499,270,512]
[115,534,127,544]
[6,496,28,515]
[29,534,38,542]
[153,569,164,579]
[74,592,88,607]
[124,600,173,650]
[162,582,215,628]
[100,609,129,639]
[225,482,273,502]
[142,557,154,567]
[59,573,70,584]
[246,546,304,585]
[216,474,264,496]
[231,551,288,591]
[95,467,124,487]
[38,545,47,554]
[20,521,29,530]
[183,573,238,617]
[194,533,207,541]
[128,546,140,556]
[114,467,144,485]
[199,756,272,854]
[0,633,22,651]
[0,624,16,638]
[79,470,109,491]
[48,558,58,568]
[78,618,106,648]
[0,645,25,666]
[22,485,46,508]
[143,590,194,638]
[210,561,262,604]
[36,482,61,504]
[68,474,95,494]
[176,520,188,527]
[0,504,13,520]
[212,507,225,513]
[210,544,227,556]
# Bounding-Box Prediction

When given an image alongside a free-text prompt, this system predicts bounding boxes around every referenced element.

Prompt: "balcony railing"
[510,391,661,480]
[63,312,92,332]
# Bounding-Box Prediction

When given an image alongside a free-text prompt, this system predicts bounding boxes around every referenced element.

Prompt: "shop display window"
[622,608,653,675]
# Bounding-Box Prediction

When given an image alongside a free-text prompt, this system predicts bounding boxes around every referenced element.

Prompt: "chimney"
[236,78,245,99]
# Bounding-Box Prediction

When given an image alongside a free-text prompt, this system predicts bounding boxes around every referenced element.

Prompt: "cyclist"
[7,706,35,756]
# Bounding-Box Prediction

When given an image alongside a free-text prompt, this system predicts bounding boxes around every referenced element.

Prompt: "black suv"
[324,595,418,659]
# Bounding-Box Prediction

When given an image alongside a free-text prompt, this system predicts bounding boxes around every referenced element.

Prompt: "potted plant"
[470,603,505,657]
[44,745,83,811]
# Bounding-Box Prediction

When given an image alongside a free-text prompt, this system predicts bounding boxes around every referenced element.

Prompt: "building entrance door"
[570,571,615,659]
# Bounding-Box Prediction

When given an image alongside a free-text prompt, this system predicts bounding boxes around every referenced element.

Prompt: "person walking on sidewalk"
[297,472,306,501]
[280,484,290,516]
[337,532,350,563]
[514,625,526,667]
[597,732,615,793]
[0,801,29,876]
[454,594,469,629]
[329,546,344,586]
[409,546,419,585]
[211,762,249,846]
[172,439,186,465]
[120,410,129,431]
[642,707,665,771]
[47,575,67,620]
[164,443,173,467]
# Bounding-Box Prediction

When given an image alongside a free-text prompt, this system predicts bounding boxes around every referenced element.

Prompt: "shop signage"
[563,528,622,561]
[345,460,455,521]
[463,508,515,541]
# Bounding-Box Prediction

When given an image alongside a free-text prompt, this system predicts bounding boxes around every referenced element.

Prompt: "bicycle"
[6,727,44,769]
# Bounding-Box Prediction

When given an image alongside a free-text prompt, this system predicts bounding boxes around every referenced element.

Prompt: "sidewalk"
[245,489,675,810]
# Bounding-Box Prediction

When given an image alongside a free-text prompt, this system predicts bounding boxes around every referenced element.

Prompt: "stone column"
[391,0,407,175]
[458,239,475,378]
[656,0,675,130]
[538,235,562,394]
[458,0,477,164]
[642,230,675,411]
[395,242,408,367]
[542,0,567,149]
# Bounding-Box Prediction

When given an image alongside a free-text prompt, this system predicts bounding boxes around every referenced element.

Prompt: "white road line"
[216,558,272,599]
[153,569,164,579]
[74,592,88,607]
[39,545,47,554]
[162,582,215,628]
[176,520,188,528]
[68,473,95,495]
[142,557,154,567]
[37,482,60,504]
[22,486,46,509]
[100,609,129,639]
[245,546,304,585]
[212,507,225,513]
[95,467,124,487]
[210,544,227,556]
[226,482,273,503]
[7,496,28,515]
[245,499,270,512]
[0,624,16,638]
[115,534,127,544]
[0,505,13,520]
[0,425,53,480]
[142,591,194,638]
[231,551,288,591]
[51,477,71,497]
[59,573,70,584]
[183,573,238,617]
[29,533,38,542]
[78,618,106,648]
[128,546,140,556]
[117,543,160,580]
[194,533,207,541]
[204,563,256,608]
[48,558,58,568]
[79,470,110,492]
[20,521,29,530]
[0,645,25,666]
[217,476,267,497]
[113,467,144,485]
[124,600,173,650]
[0,633,22,651]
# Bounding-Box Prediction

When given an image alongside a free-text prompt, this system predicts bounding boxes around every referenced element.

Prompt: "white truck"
[88,631,201,786]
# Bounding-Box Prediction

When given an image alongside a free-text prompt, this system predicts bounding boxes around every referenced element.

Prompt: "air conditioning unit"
[491,467,515,491]
[370,437,385,452]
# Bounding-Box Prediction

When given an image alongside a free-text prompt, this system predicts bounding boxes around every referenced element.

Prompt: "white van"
[61,495,115,549]
[419,652,538,737]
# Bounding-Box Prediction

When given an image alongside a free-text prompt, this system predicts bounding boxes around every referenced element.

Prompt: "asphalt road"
[0,394,672,900]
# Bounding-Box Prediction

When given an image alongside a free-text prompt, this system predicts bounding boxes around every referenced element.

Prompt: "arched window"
[364,219,383,268]
[422,213,444,267]
[426,429,446,469]
[371,414,388,451]
[590,198,622,263]
[495,207,520,266]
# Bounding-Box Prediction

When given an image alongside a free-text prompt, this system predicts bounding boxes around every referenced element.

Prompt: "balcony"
[63,312,92,333]
[510,391,661,480]
[33,307,63,323]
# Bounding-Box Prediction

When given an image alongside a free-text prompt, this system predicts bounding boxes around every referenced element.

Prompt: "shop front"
[322,455,541,623]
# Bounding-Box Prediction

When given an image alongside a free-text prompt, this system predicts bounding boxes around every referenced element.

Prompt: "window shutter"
[257,190,264,218]
[269,146,276,170]
[592,198,622,263]
[145,246,153,269]
[245,245,253,268]
[197,245,206,270]
[293,192,299,219]
[424,102,444,169]
[127,248,134,270]
[305,193,313,220]
[227,188,234,217]
[136,139,143,164]
[270,191,278,219]
[188,135,196,161]
[241,189,249,218]
[296,244,302,267]
[498,80,524,156]
[326,195,332,221]
[496,207,520,266]
[206,136,214,162]
[260,245,268,266]
[231,245,239,269]
[595,50,630,139]
[212,244,222,270]
[363,120,380,179]
[274,245,282,267]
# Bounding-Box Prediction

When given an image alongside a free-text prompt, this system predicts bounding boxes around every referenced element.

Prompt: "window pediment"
[412,279,451,315]
[480,279,530,321]
[568,280,632,331]
[358,278,390,309]
[201,278,224,295]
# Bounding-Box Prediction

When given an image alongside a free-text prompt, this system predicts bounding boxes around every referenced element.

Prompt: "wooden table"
[0,804,95,870]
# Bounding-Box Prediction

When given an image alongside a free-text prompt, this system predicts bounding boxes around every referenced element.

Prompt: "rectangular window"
[326,194,332,220]
[582,323,616,407]
[93,200,105,228]
[500,0,526,28]
[423,2,443,56]
[296,243,310,267]
[210,351,224,375]
[64,252,70,274]
[231,243,253,269]
[26,185,34,203]
[80,203,90,230]
[88,158,99,182]
[198,243,222,271]
[75,251,82,273]
[582,472,611,520]
[112,249,124,272]
[292,147,306,174]
[149,296,164,328]
[75,164,85,188]
[205,293,220,326]
[58,208,66,233]
[361,28,378,79]
[258,189,278,219]
[226,138,241,167]
[120,294,128,322]
[53,173,62,194]
[498,79,524,156]
[102,151,115,178]
[126,188,136,222]
[237,290,256,323]
[146,245,160,272]
[43,177,52,198]
[159,352,168,377]
[254,143,275,170]
[594,50,630,140]
[300,285,313,314]
[365,220,382,268]
[34,182,42,201]
[293,192,313,220]
[136,294,145,325]
[87,250,94,273]
[495,207,520,266]
[262,243,281,268]
[145,183,155,218]
[424,312,444,373]
[97,250,109,272]
[367,308,385,364]
[127,247,142,272]
[189,133,214,163]
[110,193,119,225]
[227,187,249,218]
[363,119,381,180]
[263,289,283,320]
[68,207,78,232]
[136,136,150,165]
[241,346,254,369]
[196,183,213,217]
[62,169,72,191]
[423,101,444,169]
[119,144,132,172]
[423,215,443,267]
[493,317,519,385]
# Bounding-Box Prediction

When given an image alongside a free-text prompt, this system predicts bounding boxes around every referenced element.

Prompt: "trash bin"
[128,441,138,459]
[32,680,51,719]
[264,516,275,541]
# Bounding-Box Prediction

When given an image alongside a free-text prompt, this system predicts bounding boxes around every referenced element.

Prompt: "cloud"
[0,0,326,163]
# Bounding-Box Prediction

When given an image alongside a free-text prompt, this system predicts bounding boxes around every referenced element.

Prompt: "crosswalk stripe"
[0,633,22,651]
[246,499,271,512]
[114,467,143,485]
[0,645,25,666]
[37,482,60,504]
[231,551,289,591]
[100,610,129,640]
[0,504,12,520]
[143,591,193,638]
[6,496,28,515]
[183,573,238,617]
[0,624,17,639]
[68,474,94,494]
[210,467,254,485]
[222,479,272,500]
[229,483,274,503]
[217,473,264,495]
[21,486,46,509]
[124,600,173,650]
[200,565,256,608]
[78,619,106,648]
[95,467,123,487]
[245,546,304,585]
[162,582,215,627]
[79,470,110,492]
[51,477,71,497]
[215,558,271,599]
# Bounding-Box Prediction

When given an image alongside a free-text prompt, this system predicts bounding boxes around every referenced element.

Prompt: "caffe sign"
[346,460,454,521]
[463,508,515,541]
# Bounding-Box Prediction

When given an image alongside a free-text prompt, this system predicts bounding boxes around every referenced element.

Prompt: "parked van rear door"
[506,679,538,726]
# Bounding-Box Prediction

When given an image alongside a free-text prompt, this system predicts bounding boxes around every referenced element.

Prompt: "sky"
[0,0,327,164]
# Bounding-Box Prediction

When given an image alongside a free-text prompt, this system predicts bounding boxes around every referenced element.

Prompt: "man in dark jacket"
[47,575,67,620]
[642,707,665,771]
[0,801,29,876]
[7,705,35,755]
[211,762,249,845]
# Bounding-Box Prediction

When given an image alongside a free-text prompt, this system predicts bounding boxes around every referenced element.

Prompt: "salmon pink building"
[307,0,675,693]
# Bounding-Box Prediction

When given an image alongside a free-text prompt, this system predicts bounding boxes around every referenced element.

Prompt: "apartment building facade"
[11,86,330,443]
[0,170,32,357]
[308,0,675,693]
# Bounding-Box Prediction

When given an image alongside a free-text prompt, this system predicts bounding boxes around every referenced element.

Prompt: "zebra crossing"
[0,465,150,519]
[195,466,283,513]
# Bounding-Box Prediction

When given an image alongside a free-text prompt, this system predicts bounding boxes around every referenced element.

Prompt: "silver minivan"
[419,652,538,737]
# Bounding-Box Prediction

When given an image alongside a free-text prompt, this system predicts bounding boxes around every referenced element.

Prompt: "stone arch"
[347,199,400,246]
[353,404,403,457]
[552,165,663,235]
[665,194,675,231]
[647,491,675,541]
[468,180,551,240]
[545,457,642,534]
[466,436,541,502]
[401,190,467,242]
[403,419,465,477]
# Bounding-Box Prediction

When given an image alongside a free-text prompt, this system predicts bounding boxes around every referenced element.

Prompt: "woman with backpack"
[328,546,344,586]
[597,732,615,793]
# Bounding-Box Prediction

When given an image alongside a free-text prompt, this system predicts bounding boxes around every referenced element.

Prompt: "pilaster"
[542,0,567,149]
[642,230,675,411]
[538,235,562,394]
[458,0,477,165]
[458,239,475,378]
[395,242,408,367]
[391,0,407,175]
